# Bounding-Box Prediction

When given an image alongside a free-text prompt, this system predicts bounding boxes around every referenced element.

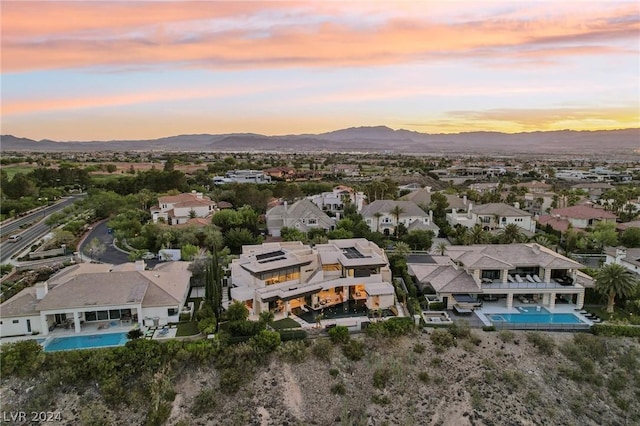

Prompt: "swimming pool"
[43,332,128,352]
[488,307,585,325]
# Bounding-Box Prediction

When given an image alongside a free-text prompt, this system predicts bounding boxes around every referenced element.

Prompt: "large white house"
[0,261,192,338]
[151,191,216,225]
[408,243,592,312]
[213,170,272,184]
[266,199,335,237]
[447,203,535,233]
[307,185,366,217]
[604,247,640,277]
[229,239,395,317]
[360,200,439,236]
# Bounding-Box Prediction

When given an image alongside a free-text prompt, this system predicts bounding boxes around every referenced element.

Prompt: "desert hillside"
[1,330,639,426]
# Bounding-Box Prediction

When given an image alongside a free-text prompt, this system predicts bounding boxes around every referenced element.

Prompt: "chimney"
[425,186,432,193]
[429,210,433,222]
[514,201,520,209]
[35,282,49,300]
[135,260,146,271]
[196,192,203,199]
[463,195,467,205]
[452,208,457,218]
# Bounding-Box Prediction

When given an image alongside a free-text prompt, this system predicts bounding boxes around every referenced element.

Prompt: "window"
[85,311,97,321]
[12,319,19,324]
[97,310,109,320]
[109,310,121,320]
[168,308,178,316]
[308,218,317,225]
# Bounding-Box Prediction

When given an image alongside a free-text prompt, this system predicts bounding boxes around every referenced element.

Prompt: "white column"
[576,292,585,309]
[40,312,49,336]
[136,306,143,328]
[542,293,550,306]
[73,311,81,333]
[543,268,551,283]
[285,300,291,314]
[549,293,556,309]
[502,270,509,283]
[506,293,514,309]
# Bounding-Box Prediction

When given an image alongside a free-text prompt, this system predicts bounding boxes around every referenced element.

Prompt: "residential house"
[229,238,395,317]
[408,243,591,311]
[523,192,555,215]
[266,199,335,237]
[447,203,536,233]
[213,170,271,184]
[538,205,617,233]
[0,261,192,338]
[572,182,613,201]
[360,200,439,236]
[151,191,216,225]
[517,181,553,194]
[307,185,366,217]
[604,247,640,277]
[399,187,470,212]
[263,166,296,181]
[331,164,360,177]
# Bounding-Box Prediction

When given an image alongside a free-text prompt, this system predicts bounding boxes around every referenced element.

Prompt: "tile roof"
[0,287,39,318]
[550,205,617,220]
[471,203,531,217]
[361,200,428,218]
[537,215,572,233]
[158,192,215,207]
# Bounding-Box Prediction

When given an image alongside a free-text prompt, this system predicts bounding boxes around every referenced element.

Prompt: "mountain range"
[1,126,638,155]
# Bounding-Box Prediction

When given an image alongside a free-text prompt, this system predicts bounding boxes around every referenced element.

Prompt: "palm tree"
[373,212,383,233]
[390,205,404,237]
[435,242,448,256]
[595,263,639,313]
[394,241,411,257]
[499,223,524,244]
[467,224,490,245]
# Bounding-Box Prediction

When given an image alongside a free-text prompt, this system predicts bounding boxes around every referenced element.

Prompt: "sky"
[1,0,639,141]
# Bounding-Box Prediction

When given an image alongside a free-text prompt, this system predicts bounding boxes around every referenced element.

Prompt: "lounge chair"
[533,274,542,283]
[508,275,515,283]
[158,327,170,337]
[515,274,524,283]
[525,274,535,283]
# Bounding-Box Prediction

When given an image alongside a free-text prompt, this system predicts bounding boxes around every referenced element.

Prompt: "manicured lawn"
[3,165,37,179]
[271,317,301,330]
[176,321,201,337]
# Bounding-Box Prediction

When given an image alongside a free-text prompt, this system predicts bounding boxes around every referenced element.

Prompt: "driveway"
[78,221,161,267]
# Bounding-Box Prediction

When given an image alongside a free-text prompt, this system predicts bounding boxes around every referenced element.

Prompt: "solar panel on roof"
[256,250,285,261]
[258,256,286,264]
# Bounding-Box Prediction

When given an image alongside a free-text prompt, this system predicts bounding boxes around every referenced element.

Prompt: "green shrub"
[418,371,430,383]
[328,325,350,344]
[447,322,471,339]
[498,330,514,343]
[428,302,444,310]
[373,368,391,389]
[278,329,308,341]
[592,323,640,337]
[277,341,308,363]
[179,313,191,322]
[342,340,365,361]
[482,325,496,332]
[311,339,333,361]
[371,394,390,405]
[0,340,45,377]
[127,328,144,340]
[223,319,265,338]
[526,332,555,355]
[329,368,340,377]
[191,388,217,416]
[413,343,425,354]
[330,383,345,395]
[250,330,281,355]
[430,329,456,352]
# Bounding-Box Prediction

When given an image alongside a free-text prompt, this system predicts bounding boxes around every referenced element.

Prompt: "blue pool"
[44,332,128,352]
[488,307,585,325]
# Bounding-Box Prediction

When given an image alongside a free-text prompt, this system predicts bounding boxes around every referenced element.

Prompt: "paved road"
[79,221,160,267]
[0,195,86,264]
[0,195,85,238]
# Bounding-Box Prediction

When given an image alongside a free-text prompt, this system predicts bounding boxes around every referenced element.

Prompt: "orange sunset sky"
[1,0,639,141]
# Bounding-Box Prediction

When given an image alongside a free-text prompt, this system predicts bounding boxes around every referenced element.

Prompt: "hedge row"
[591,324,640,337]
[278,329,308,341]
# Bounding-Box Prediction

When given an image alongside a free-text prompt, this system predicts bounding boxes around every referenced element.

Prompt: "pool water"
[44,332,128,352]
[488,307,585,324]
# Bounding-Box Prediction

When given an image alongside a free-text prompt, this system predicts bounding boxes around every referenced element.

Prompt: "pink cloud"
[2,2,638,72]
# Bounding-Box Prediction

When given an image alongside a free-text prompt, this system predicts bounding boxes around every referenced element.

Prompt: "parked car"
[141,252,156,260]
[8,235,23,243]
